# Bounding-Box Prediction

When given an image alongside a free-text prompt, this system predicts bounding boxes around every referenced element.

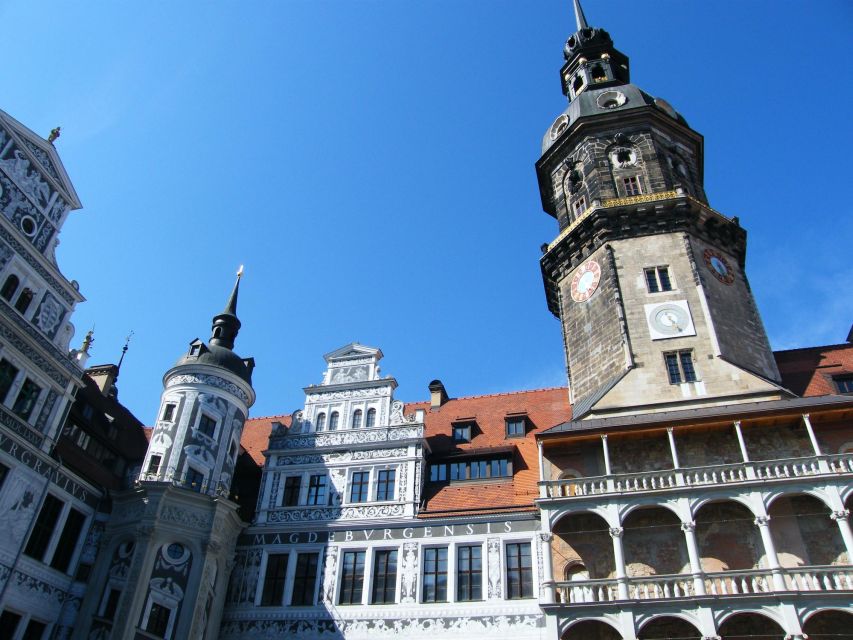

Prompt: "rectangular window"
[12,378,41,421]
[50,507,86,573]
[290,553,319,606]
[665,350,697,384]
[505,542,533,599]
[0,462,8,492]
[283,476,302,506]
[450,462,467,481]
[623,175,642,196]
[429,464,447,482]
[446,457,512,481]
[306,475,327,506]
[0,611,22,637]
[147,455,162,475]
[371,549,398,604]
[835,375,853,394]
[24,495,63,561]
[644,266,673,293]
[452,424,471,442]
[161,403,176,421]
[0,359,19,403]
[260,554,289,606]
[145,602,172,638]
[349,471,369,503]
[197,414,216,438]
[186,467,204,492]
[376,469,395,501]
[339,550,366,605]
[456,545,482,601]
[422,547,448,603]
[506,417,525,438]
[101,589,121,620]
[21,619,47,640]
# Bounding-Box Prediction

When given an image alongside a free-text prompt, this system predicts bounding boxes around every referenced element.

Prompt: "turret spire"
[209,266,244,350]
[572,0,589,31]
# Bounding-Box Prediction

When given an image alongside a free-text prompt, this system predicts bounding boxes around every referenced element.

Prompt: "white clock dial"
[645,300,696,340]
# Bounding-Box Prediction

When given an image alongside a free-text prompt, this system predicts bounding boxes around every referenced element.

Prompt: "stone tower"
[74,273,255,640]
[537,0,785,419]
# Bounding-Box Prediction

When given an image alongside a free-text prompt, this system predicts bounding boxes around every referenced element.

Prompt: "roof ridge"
[246,413,293,422]
[403,386,567,405]
[774,343,852,355]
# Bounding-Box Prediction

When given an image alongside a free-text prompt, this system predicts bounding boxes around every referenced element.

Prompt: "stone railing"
[540,454,853,500]
[136,472,232,498]
[552,566,853,605]
[269,424,424,451]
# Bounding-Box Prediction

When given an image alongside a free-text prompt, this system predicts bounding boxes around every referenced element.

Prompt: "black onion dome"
[176,343,253,383]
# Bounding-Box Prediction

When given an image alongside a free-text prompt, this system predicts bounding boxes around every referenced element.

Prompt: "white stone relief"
[330,365,369,384]
[307,386,389,402]
[487,538,502,599]
[278,425,422,449]
[160,505,213,529]
[0,474,40,546]
[167,374,249,403]
[0,149,51,206]
[275,447,407,466]
[266,503,405,523]
[399,541,419,603]
[321,546,339,604]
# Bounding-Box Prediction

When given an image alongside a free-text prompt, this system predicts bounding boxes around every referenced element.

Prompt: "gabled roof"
[775,342,853,397]
[323,343,383,363]
[0,109,82,209]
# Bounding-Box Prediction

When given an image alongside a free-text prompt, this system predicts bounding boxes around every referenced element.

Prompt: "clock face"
[570,260,602,303]
[645,300,697,340]
[703,248,735,285]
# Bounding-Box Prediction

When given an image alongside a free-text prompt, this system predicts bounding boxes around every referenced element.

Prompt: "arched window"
[366,408,377,428]
[352,409,363,429]
[14,288,33,314]
[315,412,326,431]
[1,275,19,301]
[329,411,339,431]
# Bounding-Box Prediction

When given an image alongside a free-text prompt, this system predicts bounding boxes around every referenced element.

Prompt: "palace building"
[1,2,852,640]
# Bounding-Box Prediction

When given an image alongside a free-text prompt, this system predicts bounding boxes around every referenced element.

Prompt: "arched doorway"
[639,616,701,639]
[803,610,853,639]
[563,619,621,640]
[718,612,785,640]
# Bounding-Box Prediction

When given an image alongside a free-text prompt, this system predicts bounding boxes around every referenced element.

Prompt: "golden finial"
[237,264,244,279]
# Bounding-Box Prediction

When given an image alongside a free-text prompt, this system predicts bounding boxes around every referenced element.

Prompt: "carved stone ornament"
[399,541,419,603]
[322,546,339,604]
[307,386,389,402]
[266,503,405,523]
[275,425,422,450]
[160,505,213,529]
[167,373,249,404]
[609,527,623,538]
[830,510,850,521]
[537,533,553,543]
[754,516,771,527]
[487,538,502,599]
[681,521,696,533]
[275,447,407,466]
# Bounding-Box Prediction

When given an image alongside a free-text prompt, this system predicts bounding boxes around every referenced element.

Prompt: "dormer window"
[190,344,201,356]
[505,416,526,438]
[366,408,376,428]
[329,411,339,431]
[452,424,472,443]
[352,409,363,429]
[316,412,326,431]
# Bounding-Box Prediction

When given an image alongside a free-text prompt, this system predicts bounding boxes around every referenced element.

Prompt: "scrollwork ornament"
[538,533,553,543]
[830,510,850,521]
[609,527,623,538]
[681,521,696,533]
[754,516,771,527]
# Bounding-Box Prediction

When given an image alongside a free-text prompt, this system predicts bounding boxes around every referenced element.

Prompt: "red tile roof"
[241,414,292,465]
[775,343,853,397]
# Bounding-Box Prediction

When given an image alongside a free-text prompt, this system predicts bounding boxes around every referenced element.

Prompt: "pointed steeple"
[210,266,243,350]
[572,0,589,31]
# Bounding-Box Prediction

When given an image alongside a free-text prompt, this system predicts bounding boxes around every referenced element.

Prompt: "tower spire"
[210,266,244,350]
[572,0,589,31]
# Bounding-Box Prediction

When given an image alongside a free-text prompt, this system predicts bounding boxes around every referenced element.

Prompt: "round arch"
[694,498,762,572]
[690,492,758,519]
[620,498,685,524]
[552,510,615,580]
[622,504,689,577]
[764,486,834,512]
[637,614,702,639]
[561,617,622,640]
[766,493,846,567]
[717,609,787,639]
[549,504,615,530]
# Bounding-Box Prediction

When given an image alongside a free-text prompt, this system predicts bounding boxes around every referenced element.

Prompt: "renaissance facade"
[2,2,852,640]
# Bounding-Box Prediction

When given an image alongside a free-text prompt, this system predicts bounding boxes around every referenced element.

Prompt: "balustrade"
[541,453,853,500]
[549,566,853,606]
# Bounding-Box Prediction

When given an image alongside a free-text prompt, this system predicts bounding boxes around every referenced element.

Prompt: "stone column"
[667,428,680,468]
[830,510,853,559]
[610,527,629,599]
[734,420,756,480]
[803,413,831,473]
[754,515,786,591]
[538,533,555,604]
[538,441,547,498]
[602,435,615,492]
[681,521,706,595]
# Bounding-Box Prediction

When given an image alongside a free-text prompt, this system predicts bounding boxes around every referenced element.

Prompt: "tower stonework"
[74,275,255,640]
[537,11,783,418]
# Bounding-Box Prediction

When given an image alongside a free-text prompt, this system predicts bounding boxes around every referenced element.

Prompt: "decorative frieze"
[0,226,76,305]
[0,307,75,384]
[266,503,404,523]
[274,447,408,466]
[273,425,423,450]
[307,386,390,402]
[166,373,250,404]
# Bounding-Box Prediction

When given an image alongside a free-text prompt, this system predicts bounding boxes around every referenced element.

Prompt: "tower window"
[623,175,642,196]
[365,408,376,428]
[161,403,176,422]
[145,601,173,637]
[665,350,698,384]
[315,412,326,431]
[1,274,19,301]
[14,287,34,314]
[572,75,584,94]
[197,414,216,438]
[328,411,339,431]
[645,267,673,293]
[572,197,587,219]
[148,455,162,475]
[351,409,362,429]
[591,65,606,82]
[186,467,205,491]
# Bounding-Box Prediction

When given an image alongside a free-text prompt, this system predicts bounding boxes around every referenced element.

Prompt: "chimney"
[428,379,449,410]
[86,364,119,396]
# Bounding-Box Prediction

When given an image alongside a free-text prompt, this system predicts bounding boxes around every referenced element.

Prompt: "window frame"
[282,476,302,507]
[305,474,327,506]
[456,543,483,602]
[141,595,177,639]
[185,465,205,492]
[834,374,853,394]
[505,416,526,438]
[375,468,396,502]
[451,423,472,443]
[348,470,370,504]
[370,548,398,605]
[23,493,90,575]
[644,266,674,293]
[504,541,534,600]
[421,546,448,603]
[196,413,217,439]
[290,552,320,606]
[365,407,377,428]
[338,549,367,605]
[622,174,643,196]
[161,403,176,422]
[664,350,698,384]
[260,553,289,607]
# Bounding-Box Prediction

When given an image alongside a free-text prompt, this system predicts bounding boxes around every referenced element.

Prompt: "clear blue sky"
[4,1,851,422]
